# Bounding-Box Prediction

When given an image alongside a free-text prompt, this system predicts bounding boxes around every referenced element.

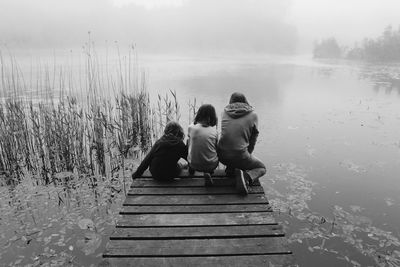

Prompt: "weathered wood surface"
[124,194,268,205]
[100,255,295,267]
[116,212,276,227]
[102,170,294,266]
[120,204,272,214]
[103,237,291,256]
[110,225,284,240]
[139,169,228,178]
[128,186,264,195]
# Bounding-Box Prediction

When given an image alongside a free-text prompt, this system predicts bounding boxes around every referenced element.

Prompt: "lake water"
[1,54,400,266]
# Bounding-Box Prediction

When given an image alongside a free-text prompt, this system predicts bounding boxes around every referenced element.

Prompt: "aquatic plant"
[0,42,176,186]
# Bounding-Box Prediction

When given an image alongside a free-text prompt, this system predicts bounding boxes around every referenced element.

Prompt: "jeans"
[219,151,266,182]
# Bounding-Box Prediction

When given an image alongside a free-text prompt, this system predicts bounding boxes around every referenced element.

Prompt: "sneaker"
[242,171,254,186]
[225,167,235,177]
[204,173,213,187]
[234,169,248,195]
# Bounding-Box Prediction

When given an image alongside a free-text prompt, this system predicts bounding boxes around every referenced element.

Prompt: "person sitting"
[132,121,187,181]
[217,92,266,194]
[187,104,219,186]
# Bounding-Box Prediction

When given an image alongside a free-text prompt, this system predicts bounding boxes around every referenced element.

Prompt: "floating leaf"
[76,232,101,255]
[78,218,95,231]
[339,160,366,174]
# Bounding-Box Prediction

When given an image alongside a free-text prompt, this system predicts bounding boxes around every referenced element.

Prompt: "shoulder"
[188,123,199,131]
[188,123,198,134]
[243,111,258,126]
[250,111,258,119]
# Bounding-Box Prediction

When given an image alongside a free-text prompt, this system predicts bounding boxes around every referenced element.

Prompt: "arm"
[181,141,188,161]
[215,127,219,148]
[186,126,191,156]
[248,113,259,154]
[132,144,156,179]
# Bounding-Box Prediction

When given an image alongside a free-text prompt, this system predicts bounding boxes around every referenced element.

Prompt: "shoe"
[242,171,255,186]
[234,169,248,195]
[204,173,213,186]
[225,167,235,177]
[248,177,259,186]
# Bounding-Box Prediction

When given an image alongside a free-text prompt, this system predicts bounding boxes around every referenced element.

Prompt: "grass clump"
[0,42,175,187]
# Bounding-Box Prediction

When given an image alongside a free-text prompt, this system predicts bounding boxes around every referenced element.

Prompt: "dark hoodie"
[218,102,259,157]
[133,134,187,180]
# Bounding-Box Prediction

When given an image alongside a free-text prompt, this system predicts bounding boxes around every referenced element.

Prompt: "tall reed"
[0,42,174,186]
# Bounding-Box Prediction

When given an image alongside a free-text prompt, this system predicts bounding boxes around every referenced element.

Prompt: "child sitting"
[132,121,187,181]
[187,104,219,186]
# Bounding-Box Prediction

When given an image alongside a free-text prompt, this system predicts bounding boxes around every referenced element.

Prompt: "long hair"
[229,92,249,104]
[164,121,184,140]
[194,104,218,127]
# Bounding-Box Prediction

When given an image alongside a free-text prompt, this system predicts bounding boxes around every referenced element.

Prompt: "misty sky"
[1,0,400,54]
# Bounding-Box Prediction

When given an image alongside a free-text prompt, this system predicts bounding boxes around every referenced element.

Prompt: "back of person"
[188,123,218,172]
[217,92,266,195]
[149,135,187,179]
[187,104,219,173]
[218,102,258,157]
[132,121,187,181]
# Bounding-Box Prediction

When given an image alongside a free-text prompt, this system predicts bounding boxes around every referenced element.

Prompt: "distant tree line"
[313,25,400,62]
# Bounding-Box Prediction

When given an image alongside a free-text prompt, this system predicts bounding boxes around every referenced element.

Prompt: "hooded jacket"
[218,102,259,157]
[133,134,187,180]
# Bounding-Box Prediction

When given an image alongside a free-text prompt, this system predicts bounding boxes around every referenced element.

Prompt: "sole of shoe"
[204,173,213,187]
[235,169,248,195]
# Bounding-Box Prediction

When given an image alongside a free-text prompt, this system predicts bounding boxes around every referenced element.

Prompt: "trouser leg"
[243,155,266,182]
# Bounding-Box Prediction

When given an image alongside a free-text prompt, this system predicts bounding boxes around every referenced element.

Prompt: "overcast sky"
[1,0,400,54]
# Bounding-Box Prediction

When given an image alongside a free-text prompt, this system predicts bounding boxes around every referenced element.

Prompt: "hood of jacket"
[224,102,254,119]
[157,133,183,147]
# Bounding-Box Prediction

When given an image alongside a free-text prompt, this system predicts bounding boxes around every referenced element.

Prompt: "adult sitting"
[217,92,266,194]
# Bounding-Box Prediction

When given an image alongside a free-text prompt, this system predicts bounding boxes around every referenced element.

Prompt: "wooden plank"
[110,225,284,240]
[120,204,272,214]
[116,212,276,227]
[140,169,227,178]
[103,167,294,266]
[123,194,268,206]
[133,177,261,187]
[103,237,292,256]
[128,186,264,195]
[99,254,295,267]
[131,178,236,187]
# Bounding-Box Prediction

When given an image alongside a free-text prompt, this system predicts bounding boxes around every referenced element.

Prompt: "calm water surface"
[1,54,400,266]
[144,55,400,266]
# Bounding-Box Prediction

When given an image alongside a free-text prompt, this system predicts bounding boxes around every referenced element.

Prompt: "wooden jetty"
[100,170,294,266]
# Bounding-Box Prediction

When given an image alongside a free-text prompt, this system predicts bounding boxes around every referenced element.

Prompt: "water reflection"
[359,64,400,95]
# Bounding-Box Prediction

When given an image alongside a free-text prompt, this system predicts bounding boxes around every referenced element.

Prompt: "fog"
[1,0,400,54]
